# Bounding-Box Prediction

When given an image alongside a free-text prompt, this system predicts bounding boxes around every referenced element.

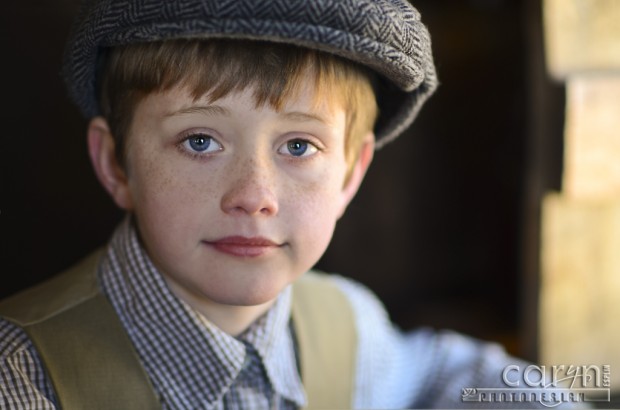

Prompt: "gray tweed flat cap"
[63,0,437,148]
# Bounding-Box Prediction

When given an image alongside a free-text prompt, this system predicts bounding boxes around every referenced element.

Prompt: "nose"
[220,158,279,216]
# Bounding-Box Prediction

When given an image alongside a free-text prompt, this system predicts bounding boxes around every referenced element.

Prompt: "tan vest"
[0,251,357,409]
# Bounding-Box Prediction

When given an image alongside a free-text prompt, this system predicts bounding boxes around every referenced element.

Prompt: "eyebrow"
[166,105,231,117]
[166,105,329,125]
[280,111,330,125]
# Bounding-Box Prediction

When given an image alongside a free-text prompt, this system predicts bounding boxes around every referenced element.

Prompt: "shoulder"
[301,272,394,339]
[299,271,388,317]
[299,272,421,407]
[293,272,394,344]
[297,273,584,409]
[0,250,104,326]
[0,250,104,409]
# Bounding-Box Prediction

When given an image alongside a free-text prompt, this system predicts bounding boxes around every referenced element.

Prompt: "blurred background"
[1,0,564,363]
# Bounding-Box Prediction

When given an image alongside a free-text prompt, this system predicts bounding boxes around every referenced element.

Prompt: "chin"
[206,277,289,307]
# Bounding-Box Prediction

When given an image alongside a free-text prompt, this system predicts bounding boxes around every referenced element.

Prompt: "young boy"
[0,0,560,409]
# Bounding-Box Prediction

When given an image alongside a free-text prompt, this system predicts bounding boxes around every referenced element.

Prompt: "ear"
[337,132,375,218]
[87,117,134,210]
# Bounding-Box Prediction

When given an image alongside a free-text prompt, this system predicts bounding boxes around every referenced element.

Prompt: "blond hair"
[100,39,378,177]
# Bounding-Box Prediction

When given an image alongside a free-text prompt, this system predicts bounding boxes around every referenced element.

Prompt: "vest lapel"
[0,250,160,409]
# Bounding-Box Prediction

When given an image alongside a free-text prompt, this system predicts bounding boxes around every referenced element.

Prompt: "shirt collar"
[98,217,306,408]
[237,286,306,406]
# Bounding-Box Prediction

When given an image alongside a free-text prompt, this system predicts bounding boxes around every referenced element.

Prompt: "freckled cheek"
[128,152,218,227]
[284,181,342,250]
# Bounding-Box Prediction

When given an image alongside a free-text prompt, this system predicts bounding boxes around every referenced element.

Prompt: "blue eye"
[182,133,222,154]
[189,135,210,151]
[288,140,308,156]
[278,139,318,157]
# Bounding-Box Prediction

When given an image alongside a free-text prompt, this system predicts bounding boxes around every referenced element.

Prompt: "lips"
[204,236,281,257]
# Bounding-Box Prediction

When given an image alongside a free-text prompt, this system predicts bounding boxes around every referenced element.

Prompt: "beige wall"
[541,0,620,392]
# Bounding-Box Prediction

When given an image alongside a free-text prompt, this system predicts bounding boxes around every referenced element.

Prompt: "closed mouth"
[204,236,281,257]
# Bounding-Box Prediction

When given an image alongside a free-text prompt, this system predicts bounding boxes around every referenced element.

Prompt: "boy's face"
[92,83,373,310]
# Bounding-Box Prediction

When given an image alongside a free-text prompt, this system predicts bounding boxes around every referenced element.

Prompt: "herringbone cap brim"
[63,0,437,148]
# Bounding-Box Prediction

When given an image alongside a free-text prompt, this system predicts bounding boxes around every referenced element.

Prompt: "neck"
[163,277,275,336]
